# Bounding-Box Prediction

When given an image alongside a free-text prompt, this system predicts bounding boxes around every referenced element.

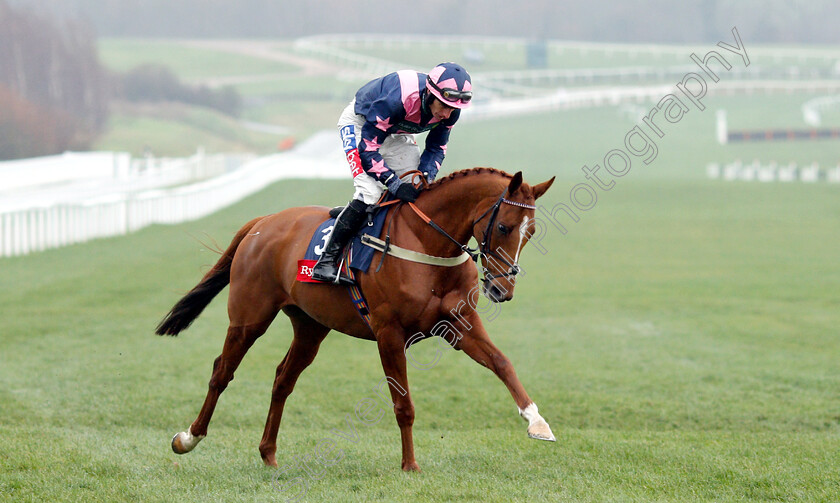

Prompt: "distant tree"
[119,64,187,103]
[0,0,108,159]
[0,84,76,159]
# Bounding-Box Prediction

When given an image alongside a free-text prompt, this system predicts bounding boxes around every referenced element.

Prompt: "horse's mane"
[429,167,513,190]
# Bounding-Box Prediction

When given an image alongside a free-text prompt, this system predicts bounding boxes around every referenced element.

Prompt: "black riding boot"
[311,199,368,283]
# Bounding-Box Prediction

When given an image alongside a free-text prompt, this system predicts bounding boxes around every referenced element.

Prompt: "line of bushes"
[113,64,241,118]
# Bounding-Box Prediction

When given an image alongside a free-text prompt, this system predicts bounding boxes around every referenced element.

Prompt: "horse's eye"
[497,224,509,235]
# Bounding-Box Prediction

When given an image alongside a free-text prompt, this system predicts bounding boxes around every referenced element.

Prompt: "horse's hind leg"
[258,306,330,467]
[171,317,276,454]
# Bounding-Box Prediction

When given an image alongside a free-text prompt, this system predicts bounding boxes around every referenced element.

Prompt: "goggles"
[427,77,473,104]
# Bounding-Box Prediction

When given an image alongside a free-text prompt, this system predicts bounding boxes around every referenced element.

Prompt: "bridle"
[471,192,536,283]
[378,172,536,284]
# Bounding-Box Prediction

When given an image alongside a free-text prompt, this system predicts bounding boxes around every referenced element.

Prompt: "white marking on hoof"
[527,420,556,441]
[171,429,205,454]
[519,403,556,442]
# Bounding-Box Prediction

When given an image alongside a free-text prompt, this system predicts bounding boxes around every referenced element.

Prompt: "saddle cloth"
[296,207,388,283]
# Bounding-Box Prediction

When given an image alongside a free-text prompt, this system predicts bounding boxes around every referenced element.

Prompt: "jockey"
[311,62,472,283]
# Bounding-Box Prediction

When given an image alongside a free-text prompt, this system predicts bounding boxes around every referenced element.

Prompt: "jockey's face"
[430,97,455,121]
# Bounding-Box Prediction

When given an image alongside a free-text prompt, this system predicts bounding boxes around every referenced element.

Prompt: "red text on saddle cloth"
[296,260,319,283]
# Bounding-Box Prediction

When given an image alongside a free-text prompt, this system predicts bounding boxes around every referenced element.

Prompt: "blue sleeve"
[418,110,460,180]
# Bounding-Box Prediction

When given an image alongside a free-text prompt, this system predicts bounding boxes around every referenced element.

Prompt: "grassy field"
[4,112,840,502]
[1,172,838,502]
[98,39,298,81]
[3,38,840,502]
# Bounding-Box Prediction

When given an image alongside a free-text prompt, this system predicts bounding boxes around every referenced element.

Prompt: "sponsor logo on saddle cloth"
[296,208,389,283]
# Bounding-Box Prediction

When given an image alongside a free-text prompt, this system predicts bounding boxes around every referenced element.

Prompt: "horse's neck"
[408,173,507,255]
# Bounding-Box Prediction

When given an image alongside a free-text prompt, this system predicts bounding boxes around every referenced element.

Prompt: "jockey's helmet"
[426,62,472,109]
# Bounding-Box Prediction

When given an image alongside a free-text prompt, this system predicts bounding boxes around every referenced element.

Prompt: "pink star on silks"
[362,136,382,152]
[369,158,389,176]
[375,116,393,132]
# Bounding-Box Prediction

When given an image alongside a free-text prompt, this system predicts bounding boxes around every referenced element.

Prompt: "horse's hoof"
[401,461,422,472]
[171,430,205,454]
[261,452,278,468]
[527,420,556,442]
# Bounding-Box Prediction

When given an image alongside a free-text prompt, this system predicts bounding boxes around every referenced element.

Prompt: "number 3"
[314,225,334,256]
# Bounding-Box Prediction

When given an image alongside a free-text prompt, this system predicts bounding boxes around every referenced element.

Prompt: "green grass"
[99,38,297,81]
[448,93,840,183]
[232,74,364,99]
[1,171,839,502]
[93,102,288,156]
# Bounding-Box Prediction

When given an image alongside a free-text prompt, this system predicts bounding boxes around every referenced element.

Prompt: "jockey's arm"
[419,113,458,182]
[358,121,401,191]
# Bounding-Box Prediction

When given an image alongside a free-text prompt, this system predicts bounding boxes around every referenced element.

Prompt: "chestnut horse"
[156,168,556,472]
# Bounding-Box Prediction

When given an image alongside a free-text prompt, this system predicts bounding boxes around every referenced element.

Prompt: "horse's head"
[472,171,555,303]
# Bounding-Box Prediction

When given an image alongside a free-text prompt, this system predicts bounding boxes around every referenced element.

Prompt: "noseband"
[471,192,537,284]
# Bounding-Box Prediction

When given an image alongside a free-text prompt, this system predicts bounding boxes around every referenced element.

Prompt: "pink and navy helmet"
[426,62,472,109]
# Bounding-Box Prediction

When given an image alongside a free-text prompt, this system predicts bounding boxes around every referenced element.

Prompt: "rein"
[407,201,481,262]
[371,172,537,283]
[370,198,478,271]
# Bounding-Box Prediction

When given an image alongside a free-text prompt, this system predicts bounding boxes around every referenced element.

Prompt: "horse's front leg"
[454,315,556,442]
[375,325,421,472]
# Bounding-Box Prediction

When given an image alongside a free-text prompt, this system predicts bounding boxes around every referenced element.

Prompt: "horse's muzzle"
[483,281,513,303]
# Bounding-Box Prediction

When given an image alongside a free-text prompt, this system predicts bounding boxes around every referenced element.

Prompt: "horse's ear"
[532,176,555,200]
[508,171,523,194]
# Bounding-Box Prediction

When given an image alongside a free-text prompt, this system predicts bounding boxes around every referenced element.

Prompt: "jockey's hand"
[394,182,421,202]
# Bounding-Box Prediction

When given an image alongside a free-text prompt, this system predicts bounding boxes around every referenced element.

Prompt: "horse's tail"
[155,217,263,336]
